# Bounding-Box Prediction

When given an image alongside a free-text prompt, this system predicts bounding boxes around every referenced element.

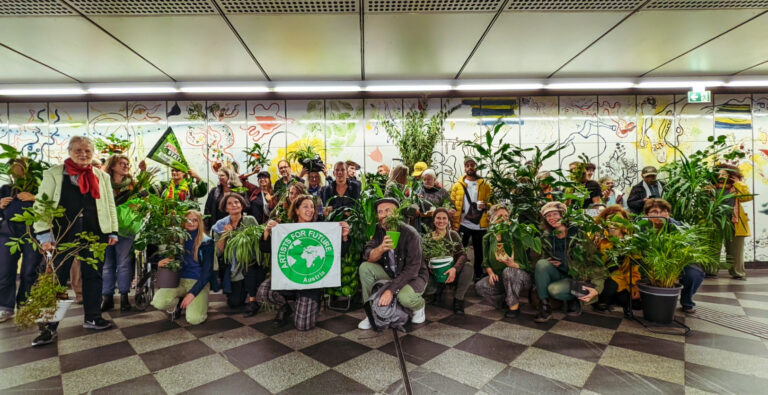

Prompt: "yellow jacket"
[733,181,752,237]
[450,176,492,229]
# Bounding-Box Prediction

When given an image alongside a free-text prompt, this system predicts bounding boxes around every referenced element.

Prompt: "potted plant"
[243,143,270,172]
[562,209,610,297]
[6,195,107,329]
[422,235,460,283]
[94,134,132,155]
[286,143,324,172]
[488,218,542,273]
[223,223,268,272]
[0,144,50,195]
[383,210,403,249]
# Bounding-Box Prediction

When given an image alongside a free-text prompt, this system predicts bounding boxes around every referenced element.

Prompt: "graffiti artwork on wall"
[602,143,638,192]
[11,106,47,158]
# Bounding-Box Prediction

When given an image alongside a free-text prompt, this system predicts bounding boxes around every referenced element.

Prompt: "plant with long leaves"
[0,143,51,195]
[132,194,198,272]
[559,208,609,282]
[223,223,268,271]
[243,143,270,170]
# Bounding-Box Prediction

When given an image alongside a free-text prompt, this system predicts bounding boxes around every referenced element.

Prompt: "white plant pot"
[36,299,74,323]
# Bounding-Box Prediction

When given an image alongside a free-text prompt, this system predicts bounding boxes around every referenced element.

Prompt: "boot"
[453,299,465,315]
[244,300,261,317]
[566,298,582,317]
[534,299,552,323]
[273,304,292,326]
[101,295,114,312]
[120,293,131,312]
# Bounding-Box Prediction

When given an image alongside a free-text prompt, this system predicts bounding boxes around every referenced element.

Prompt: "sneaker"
[0,310,13,323]
[358,317,372,330]
[535,301,553,323]
[83,317,112,330]
[682,305,696,314]
[411,306,426,324]
[453,299,465,315]
[566,299,582,317]
[32,327,57,347]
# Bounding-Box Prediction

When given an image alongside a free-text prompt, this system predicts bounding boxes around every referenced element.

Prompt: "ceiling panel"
[0,17,169,82]
[648,12,768,76]
[461,11,629,78]
[557,9,764,77]
[0,45,75,83]
[229,14,360,80]
[92,15,265,81]
[364,13,495,79]
[739,60,768,75]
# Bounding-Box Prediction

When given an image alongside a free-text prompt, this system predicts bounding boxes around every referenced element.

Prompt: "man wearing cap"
[627,166,664,214]
[358,198,428,330]
[450,158,492,280]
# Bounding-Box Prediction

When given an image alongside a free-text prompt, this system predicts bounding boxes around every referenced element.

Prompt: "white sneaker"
[358,317,372,330]
[411,306,426,324]
[0,310,12,323]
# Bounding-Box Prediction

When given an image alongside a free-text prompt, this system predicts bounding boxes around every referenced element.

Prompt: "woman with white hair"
[414,168,454,232]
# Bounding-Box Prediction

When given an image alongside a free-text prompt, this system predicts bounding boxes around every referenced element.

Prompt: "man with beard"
[450,158,492,280]
[273,159,303,200]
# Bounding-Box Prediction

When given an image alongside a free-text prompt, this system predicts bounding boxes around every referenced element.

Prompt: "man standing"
[273,159,303,199]
[450,158,492,280]
[358,198,428,329]
[627,166,664,214]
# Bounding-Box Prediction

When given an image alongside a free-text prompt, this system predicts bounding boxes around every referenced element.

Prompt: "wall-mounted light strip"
[179,85,270,93]
[0,88,86,96]
[546,81,634,90]
[273,85,361,93]
[455,83,543,91]
[364,84,452,92]
[636,80,724,89]
[87,86,178,94]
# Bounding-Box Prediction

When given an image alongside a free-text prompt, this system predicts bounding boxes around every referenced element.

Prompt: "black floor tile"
[687,330,768,357]
[686,362,768,394]
[533,332,606,363]
[386,368,477,395]
[251,319,296,337]
[483,366,580,395]
[103,306,157,318]
[60,341,137,373]
[0,325,34,339]
[185,317,243,338]
[504,312,559,331]
[181,372,269,395]
[3,375,63,395]
[119,320,180,339]
[56,323,118,340]
[92,374,165,395]
[439,314,494,332]
[300,336,371,367]
[0,341,59,369]
[563,312,623,330]
[280,370,373,394]
[694,294,741,306]
[585,365,684,395]
[222,338,293,370]
[315,314,361,334]
[378,334,449,365]
[139,340,215,372]
[609,331,685,360]
[454,333,527,364]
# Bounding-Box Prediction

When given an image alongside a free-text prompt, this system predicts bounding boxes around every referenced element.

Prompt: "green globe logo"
[276,228,335,284]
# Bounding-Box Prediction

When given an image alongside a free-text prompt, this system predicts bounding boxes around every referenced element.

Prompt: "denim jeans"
[0,234,41,311]
[102,235,135,295]
[680,265,705,308]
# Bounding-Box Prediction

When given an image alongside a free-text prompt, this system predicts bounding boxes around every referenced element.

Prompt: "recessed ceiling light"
[273,85,361,93]
[636,80,724,89]
[455,83,543,91]
[364,84,453,92]
[0,88,86,96]
[179,86,270,93]
[546,82,635,90]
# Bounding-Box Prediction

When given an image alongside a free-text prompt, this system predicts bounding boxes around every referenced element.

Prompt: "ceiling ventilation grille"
[507,0,644,11]
[68,0,217,15]
[218,0,358,13]
[645,0,768,9]
[366,0,503,13]
[0,0,74,15]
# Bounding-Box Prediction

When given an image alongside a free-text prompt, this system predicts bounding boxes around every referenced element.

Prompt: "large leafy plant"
[132,194,198,272]
[380,98,458,171]
[0,144,51,195]
[6,195,107,328]
[223,223,268,271]
[243,143,270,170]
[94,134,132,155]
[422,234,461,261]
[561,209,609,282]
[488,219,541,270]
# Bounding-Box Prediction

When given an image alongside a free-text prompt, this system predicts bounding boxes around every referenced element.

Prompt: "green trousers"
[151,278,209,325]
[726,236,746,278]
[359,262,425,311]
[534,259,574,301]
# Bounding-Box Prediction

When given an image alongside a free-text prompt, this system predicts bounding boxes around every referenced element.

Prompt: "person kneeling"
[423,208,473,314]
[359,198,428,330]
[151,210,215,325]
[475,205,532,319]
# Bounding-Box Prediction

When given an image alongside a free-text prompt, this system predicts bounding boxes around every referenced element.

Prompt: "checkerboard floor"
[2,269,768,394]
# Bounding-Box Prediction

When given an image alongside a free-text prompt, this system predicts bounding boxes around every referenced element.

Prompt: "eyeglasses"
[186,218,199,223]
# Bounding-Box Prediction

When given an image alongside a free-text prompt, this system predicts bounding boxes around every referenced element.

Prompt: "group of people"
[0,135,751,348]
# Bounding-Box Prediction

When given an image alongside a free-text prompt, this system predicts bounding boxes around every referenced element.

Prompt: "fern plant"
[223,223,268,271]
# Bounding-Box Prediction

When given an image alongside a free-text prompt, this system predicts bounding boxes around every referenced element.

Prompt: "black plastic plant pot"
[637,281,683,324]
[569,279,595,298]
[300,156,324,173]
[157,267,180,289]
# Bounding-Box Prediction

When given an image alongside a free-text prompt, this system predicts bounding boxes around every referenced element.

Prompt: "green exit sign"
[688,91,711,103]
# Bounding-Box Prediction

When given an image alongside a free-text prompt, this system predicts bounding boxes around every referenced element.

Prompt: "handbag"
[461,184,483,225]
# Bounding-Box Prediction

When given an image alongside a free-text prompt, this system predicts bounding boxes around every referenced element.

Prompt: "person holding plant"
[204,167,246,231]
[450,158,492,280]
[0,158,42,322]
[162,166,207,202]
[101,154,138,312]
[475,204,533,318]
[213,193,265,317]
[569,161,601,208]
[33,136,119,346]
[257,195,351,330]
[627,166,664,214]
[533,201,581,323]
[715,165,752,280]
[385,165,410,197]
[271,181,308,222]
[274,159,303,199]
[598,176,624,207]
[422,208,471,314]
[150,210,215,325]
[643,198,705,313]
[415,169,454,233]
[248,170,276,224]
[358,198,428,330]
[320,161,361,215]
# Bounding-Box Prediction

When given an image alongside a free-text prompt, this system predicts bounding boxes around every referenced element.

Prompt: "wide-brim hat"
[540,201,567,217]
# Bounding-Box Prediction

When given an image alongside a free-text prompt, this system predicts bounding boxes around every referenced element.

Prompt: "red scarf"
[64,158,100,199]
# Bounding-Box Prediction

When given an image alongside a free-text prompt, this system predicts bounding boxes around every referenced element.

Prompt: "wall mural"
[1,94,766,260]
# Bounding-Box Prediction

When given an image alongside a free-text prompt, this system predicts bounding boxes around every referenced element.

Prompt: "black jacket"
[627,181,665,214]
[362,223,428,294]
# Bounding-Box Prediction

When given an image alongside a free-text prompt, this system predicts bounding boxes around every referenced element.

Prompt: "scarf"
[642,181,662,198]
[111,175,133,195]
[64,158,100,199]
[166,178,190,201]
